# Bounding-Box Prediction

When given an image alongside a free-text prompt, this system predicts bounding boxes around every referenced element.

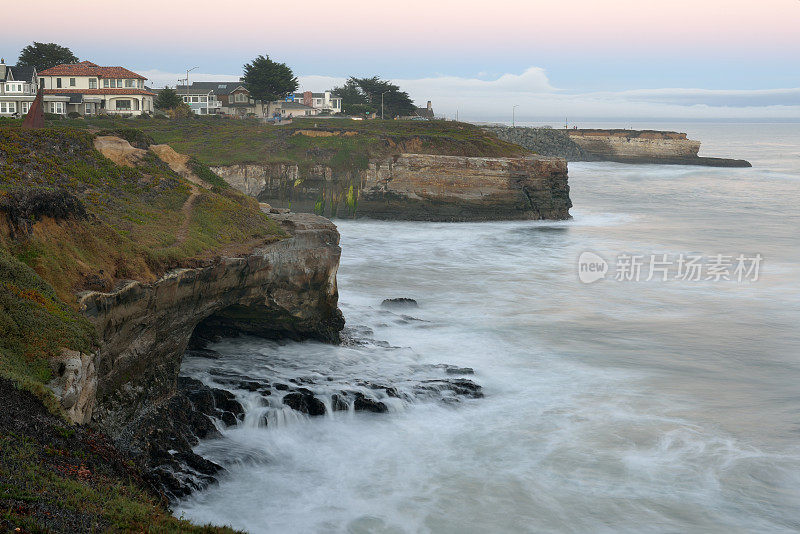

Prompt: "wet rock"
[274,383,290,391]
[381,298,418,309]
[439,365,475,375]
[353,393,388,413]
[414,378,484,401]
[331,394,349,411]
[282,392,326,416]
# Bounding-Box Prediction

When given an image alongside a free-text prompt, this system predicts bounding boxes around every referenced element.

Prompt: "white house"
[38,61,154,116]
[290,91,342,114]
[0,58,70,117]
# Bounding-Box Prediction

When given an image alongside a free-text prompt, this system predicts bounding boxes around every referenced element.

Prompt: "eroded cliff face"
[487,126,750,167]
[56,213,343,438]
[567,129,702,161]
[212,153,572,221]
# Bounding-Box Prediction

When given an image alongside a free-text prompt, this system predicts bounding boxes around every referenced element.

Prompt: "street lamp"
[185,66,198,99]
[381,90,390,120]
[512,104,519,128]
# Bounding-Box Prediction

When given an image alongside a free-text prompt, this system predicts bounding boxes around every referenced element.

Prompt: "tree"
[332,77,415,118]
[242,55,298,115]
[154,87,183,110]
[17,42,78,71]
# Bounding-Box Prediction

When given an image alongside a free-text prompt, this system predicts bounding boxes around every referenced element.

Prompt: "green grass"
[0,251,95,414]
[50,115,530,168]
[0,128,284,304]
[0,390,240,533]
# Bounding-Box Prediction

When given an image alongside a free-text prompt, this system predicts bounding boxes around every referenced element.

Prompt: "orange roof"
[44,89,156,96]
[38,61,147,80]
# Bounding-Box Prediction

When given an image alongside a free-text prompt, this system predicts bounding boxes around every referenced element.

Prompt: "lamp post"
[185,66,198,109]
[512,104,519,128]
[381,90,389,120]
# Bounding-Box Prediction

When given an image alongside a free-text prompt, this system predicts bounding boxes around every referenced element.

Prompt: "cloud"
[143,67,800,120]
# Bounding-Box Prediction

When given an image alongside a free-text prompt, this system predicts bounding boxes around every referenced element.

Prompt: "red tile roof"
[44,89,156,96]
[38,61,147,80]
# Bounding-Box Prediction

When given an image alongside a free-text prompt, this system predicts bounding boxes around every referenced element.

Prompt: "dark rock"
[274,383,290,391]
[443,366,475,375]
[381,298,418,309]
[282,392,326,416]
[353,393,388,413]
[331,394,349,411]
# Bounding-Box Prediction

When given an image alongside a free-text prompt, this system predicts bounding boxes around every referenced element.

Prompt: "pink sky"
[11,0,800,57]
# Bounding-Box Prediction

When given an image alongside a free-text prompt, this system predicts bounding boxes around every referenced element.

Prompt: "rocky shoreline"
[486,126,752,167]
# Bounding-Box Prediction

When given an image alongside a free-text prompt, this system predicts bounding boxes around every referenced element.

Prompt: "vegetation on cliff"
[0,377,239,533]
[54,115,530,170]
[0,127,283,304]
[0,126,281,531]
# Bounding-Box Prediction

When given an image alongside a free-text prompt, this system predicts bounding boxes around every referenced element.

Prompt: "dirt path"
[176,184,201,245]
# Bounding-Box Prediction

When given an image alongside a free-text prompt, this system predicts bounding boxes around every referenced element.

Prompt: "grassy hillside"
[55,115,530,169]
[0,127,283,304]
[0,125,276,532]
[0,376,239,533]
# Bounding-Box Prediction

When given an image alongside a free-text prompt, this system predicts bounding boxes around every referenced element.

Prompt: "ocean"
[174,122,800,533]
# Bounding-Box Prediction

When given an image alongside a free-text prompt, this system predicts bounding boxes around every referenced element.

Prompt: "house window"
[117,80,123,88]
[125,79,134,88]
[116,99,131,110]
[182,96,189,103]
[85,103,92,115]
[56,78,62,88]
[70,78,76,87]
[49,102,64,114]
[89,79,97,89]
[191,96,199,103]
[200,96,207,102]
[21,102,31,114]
[103,79,109,88]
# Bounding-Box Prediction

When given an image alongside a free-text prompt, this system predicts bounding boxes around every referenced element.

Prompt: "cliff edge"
[486,126,751,167]
[0,126,344,529]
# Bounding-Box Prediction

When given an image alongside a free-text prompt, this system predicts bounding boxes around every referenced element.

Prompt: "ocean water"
[175,122,800,533]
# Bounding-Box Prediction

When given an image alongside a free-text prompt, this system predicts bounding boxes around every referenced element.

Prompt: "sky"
[4,0,800,121]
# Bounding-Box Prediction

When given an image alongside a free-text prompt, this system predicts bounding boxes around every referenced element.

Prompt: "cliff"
[212,154,572,221]
[0,126,344,529]
[486,126,751,167]
[65,212,342,432]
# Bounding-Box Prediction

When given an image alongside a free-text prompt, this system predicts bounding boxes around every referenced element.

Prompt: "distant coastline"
[484,126,752,167]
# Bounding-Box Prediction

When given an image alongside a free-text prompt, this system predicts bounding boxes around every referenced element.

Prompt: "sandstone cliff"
[212,154,572,221]
[487,127,751,167]
[47,212,343,440]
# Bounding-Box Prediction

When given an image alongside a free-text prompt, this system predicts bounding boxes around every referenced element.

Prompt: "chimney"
[427,101,432,111]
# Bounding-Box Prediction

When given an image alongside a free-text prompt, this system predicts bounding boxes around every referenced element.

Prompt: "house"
[270,101,317,119]
[289,91,342,114]
[37,61,155,116]
[412,101,435,119]
[0,58,70,117]
[173,81,243,115]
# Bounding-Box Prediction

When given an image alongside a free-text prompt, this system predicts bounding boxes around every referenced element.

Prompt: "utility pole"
[512,104,519,128]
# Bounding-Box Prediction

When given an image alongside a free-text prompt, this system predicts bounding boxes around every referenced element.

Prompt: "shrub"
[0,188,88,235]
[67,112,81,119]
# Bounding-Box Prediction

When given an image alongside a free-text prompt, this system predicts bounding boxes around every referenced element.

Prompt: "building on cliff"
[398,100,434,120]
[37,61,155,116]
[0,58,71,117]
